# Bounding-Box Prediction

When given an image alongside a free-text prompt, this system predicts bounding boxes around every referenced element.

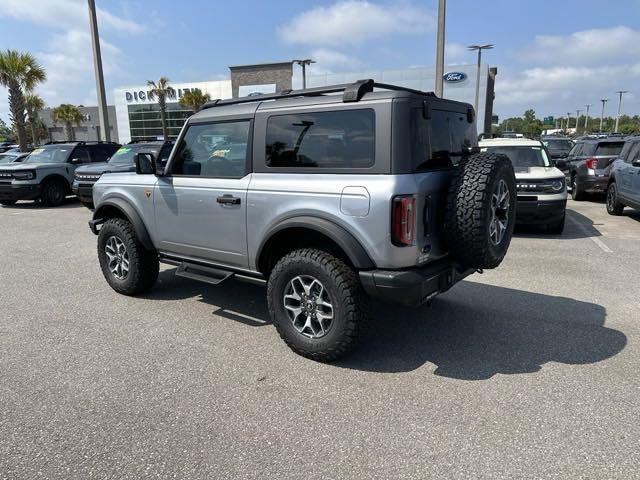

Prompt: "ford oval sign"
[443,72,467,83]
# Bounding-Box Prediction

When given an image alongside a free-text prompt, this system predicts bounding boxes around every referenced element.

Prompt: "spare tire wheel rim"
[283,275,334,339]
[105,235,130,280]
[489,179,510,246]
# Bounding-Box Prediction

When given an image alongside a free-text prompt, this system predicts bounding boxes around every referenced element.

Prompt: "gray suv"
[89,80,516,361]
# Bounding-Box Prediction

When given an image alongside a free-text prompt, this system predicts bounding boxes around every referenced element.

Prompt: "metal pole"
[567,112,571,131]
[584,104,590,131]
[434,0,446,98]
[474,49,482,118]
[88,0,110,141]
[301,63,306,90]
[600,98,608,132]
[576,109,581,132]
[614,90,628,133]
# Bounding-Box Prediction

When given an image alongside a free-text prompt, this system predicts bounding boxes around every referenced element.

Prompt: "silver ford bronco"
[89,80,516,361]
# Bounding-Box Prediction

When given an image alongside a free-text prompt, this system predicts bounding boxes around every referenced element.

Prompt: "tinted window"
[158,143,173,163]
[170,121,250,177]
[625,143,640,164]
[481,146,550,168]
[568,143,582,157]
[413,109,475,170]
[90,145,114,163]
[266,109,375,169]
[72,147,90,163]
[543,139,573,150]
[595,142,624,156]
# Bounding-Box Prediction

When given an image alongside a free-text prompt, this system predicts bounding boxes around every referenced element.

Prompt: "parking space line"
[567,215,613,253]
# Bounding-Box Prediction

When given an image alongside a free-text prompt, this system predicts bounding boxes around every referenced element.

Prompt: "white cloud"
[311,48,360,67]
[278,1,434,46]
[0,0,145,34]
[520,26,640,65]
[446,43,467,60]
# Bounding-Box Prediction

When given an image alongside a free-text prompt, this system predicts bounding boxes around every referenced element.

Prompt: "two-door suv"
[73,140,174,209]
[0,141,120,206]
[89,80,516,361]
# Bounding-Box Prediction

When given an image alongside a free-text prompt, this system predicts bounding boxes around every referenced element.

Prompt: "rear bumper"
[515,198,566,225]
[359,259,475,307]
[0,183,41,201]
[578,173,609,193]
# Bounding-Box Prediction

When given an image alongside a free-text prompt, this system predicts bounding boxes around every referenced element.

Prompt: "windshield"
[543,139,573,150]
[595,142,624,156]
[108,146,145,165]
[0,153,19,163]
[24,145,71,164]
[481,146,551,168]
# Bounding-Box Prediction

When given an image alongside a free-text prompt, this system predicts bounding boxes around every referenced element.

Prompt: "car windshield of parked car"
[543,139,573,151]
[481,146,550,168]
[24,145,71,164]
[595,142,624,156]
[0,153,19,163]
[108,146,144,165]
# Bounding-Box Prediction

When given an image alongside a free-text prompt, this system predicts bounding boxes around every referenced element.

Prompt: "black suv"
[73,140,174,209]
[557,136,625,200]
[0,141,121,207]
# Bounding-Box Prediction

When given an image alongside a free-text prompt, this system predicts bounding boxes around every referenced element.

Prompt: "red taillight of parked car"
[585,158,598,170]
[391,195,415,246]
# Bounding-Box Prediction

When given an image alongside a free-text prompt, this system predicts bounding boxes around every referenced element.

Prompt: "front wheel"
[267,249,369,362]
[41,179,66,207]
[606,183,625,216]
[97,218,159,295]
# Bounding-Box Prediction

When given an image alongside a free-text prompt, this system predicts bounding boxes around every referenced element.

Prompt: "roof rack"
[127,138,173,144]
[44,140,119,145]
[201,79,434,111]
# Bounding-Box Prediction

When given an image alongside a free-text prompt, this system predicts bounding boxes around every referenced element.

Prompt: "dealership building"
[107,61,497,144]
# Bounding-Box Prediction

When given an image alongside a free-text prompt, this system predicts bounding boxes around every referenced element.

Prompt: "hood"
[514,166,565,180]
[0,161,62,171]
[75,162,135,175]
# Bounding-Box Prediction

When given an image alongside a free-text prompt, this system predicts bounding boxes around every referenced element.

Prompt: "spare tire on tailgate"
[444,152,516,269]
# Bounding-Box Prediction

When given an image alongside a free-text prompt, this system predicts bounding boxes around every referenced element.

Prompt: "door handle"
[216,195,241,205]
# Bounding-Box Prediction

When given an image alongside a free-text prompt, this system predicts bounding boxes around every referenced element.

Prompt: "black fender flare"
[93,198,154,251]
[256,216,375,270]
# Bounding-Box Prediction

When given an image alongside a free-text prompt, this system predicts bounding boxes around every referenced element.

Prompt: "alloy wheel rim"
[283,275,334,339]
[105,236,130,280]
[489,179,510,246]
[607,185,616,210]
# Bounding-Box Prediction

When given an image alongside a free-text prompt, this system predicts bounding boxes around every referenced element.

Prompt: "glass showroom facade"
[127,103,193,141]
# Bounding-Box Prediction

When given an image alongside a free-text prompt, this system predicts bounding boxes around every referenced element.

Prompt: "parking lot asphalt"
[1,198,639,479]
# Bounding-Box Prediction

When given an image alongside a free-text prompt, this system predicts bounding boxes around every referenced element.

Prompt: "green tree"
[178,88,211,113]
[52,104,84,141]
[147,77,175,139]
[0,117,13,141]
[24,92,45,146]
[0,49,46,151]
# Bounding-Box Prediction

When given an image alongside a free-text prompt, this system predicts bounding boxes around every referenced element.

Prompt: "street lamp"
[614,90,628,133]
[434,0,446,97]
[292,59,316,90]
[567,112,571,131]
[467,44,494,118]
[600,98,609,132]
[576,109,581,132]
[584,104,591,131]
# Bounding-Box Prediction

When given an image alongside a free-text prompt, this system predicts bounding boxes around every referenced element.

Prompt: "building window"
[127,103,192,141]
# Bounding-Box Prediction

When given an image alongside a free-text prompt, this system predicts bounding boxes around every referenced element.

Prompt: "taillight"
[391,195,415,246]
[585,158,598,170]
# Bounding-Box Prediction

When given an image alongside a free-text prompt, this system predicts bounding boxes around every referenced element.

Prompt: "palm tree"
[147,77,175,140]
[24,93,45,146]
[0,50,46,151]
[52,104,84,141]
[179,88,211,113]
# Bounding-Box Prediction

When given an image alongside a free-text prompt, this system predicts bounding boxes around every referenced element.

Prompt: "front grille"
[516,178,563,194]
[75,174,101,181]
[0,172,13,180]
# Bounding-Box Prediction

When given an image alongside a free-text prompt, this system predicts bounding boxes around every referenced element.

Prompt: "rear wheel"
[606,182,625,215]
[267,248,368,362]
[97,218,159,295]
[41,179,66,207]
[571,175,586,201]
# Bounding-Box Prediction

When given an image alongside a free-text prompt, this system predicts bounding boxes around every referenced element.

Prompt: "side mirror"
[555,159,568,170]
[135,152,156,175]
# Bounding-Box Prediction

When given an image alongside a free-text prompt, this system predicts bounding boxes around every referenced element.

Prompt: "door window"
[169,122,250,177]
[626,142,640,164]
[568,143,583,157]
[71,147,90,163]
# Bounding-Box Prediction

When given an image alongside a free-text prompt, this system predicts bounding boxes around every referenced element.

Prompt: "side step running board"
[175,262,234,286]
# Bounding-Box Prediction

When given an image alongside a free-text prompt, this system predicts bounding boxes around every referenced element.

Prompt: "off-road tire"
[547,213,566,234]
[444,152,516,269]
[41,179,66,207]
[97,218,159,295]
[571,175,586,201]
[267,248,369,362]
[0,200,16,206]
[606,182,625,216]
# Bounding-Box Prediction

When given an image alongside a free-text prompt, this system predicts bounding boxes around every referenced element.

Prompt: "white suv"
[479,138,567,233]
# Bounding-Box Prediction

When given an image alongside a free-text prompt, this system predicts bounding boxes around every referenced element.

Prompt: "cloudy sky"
[0,0,638,123]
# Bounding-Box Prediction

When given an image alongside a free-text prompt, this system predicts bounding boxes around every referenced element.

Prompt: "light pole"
[87,0,110,141]
[434,0,446,97]
[567,112,571,131]
[576,109,581,132]
[584,104,591,131]
[614,90,628,133]
[600,98,609,132]
[468,44,494,118]
[292,59,316,90]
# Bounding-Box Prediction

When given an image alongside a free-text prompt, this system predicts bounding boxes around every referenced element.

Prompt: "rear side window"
[595,142,624,156]
[266,109,375,169]
[411,108,475,170]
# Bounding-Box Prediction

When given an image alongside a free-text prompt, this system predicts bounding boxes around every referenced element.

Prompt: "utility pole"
[567,112,571,131]
[292,59,315,90]
[600,98,609,132]
[434,0,446,98]
[576,109,581,132]
[584,104,590,131]
[468,44,494,118]
[614,90,628,133]
[88,0,110,141]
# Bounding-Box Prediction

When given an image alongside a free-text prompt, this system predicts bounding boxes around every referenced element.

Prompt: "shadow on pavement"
[514,208,604,240]
[0,197,80,209]
[146,271,626,380]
